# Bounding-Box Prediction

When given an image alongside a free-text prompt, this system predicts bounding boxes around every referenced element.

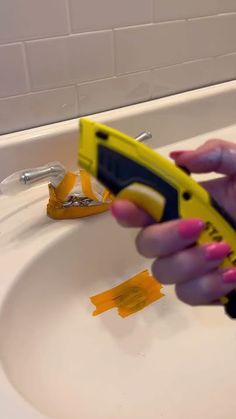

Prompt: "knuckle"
[135,230,146,255]
[201,272,236,302]
[151,253,194,285]
[151,259,162,281]
[151,259,172,284]
[173,253,192,277]
[199,275,220,302]
[175,284,198,306]
[135,229,149,257]
[205,138,223,148]
[175,274,220,307]
[136,226,161,258]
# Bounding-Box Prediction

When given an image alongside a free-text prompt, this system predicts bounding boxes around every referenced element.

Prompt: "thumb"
[170,139,236,175]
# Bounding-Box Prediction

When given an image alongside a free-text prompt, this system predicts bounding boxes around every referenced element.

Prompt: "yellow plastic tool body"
[78,118,236,318]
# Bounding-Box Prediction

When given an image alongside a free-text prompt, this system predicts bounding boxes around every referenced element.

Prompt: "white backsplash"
[0,0,236,135]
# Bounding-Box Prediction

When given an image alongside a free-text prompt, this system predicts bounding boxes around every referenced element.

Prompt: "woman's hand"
[110,139,236,306]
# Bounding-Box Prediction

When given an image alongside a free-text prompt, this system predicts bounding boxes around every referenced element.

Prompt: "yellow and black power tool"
[78,117,236,319]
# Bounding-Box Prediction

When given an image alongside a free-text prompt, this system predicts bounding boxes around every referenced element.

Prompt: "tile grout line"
[151,0,156,23]
[64,0,72,34]
[74,84,80,116]
[21,42,32,92]
[111,29,117,77]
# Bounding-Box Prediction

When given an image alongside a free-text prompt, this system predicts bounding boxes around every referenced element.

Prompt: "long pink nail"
[170,150,189,159]
[222,269,236,284]
[178,219,204,239]
[204,242,231,261]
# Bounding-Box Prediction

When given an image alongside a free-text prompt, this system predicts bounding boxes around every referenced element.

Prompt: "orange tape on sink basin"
[90,270,165,318]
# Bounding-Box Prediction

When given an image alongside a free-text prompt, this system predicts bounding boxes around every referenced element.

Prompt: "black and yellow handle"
[78,118,236,318]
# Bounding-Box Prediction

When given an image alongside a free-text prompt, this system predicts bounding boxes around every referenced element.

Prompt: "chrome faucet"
[19,130,152,186]
[0,130,152,197]
[19,163,65,186]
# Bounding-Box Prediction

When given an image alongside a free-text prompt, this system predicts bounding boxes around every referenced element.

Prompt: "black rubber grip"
[98,145,179,222]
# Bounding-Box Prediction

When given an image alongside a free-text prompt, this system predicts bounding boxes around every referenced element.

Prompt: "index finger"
[170,139,236,176]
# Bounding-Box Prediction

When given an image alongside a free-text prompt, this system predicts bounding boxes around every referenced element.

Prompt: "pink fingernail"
[204,242,231,261]
[178,219,204,239]
[222,269,236,284]
[170,150,189,158]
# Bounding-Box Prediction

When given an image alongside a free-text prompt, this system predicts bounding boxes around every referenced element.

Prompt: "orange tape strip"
[54,172,77,202]
[90,270,164,318]
[80,169,98,201]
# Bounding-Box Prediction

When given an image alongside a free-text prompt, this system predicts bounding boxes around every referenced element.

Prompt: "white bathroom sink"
[0,178,235,419]
[0,83,236,419]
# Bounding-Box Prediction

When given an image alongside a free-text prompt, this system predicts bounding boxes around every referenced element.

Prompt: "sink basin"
[0,210,152,419]
[1,191,236,419]
[1,83,236,419]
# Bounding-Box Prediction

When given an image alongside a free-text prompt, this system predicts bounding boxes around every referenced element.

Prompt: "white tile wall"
[26,32,114,90]
[0,44,28,97]
[0,0,236,134]
[215,53,236,80]
[152,21,187,67]
[78,71,151,115]
[151,59,218,98]
[154,0,218,21]
[0,87,78,135]
[114,25,154,74]
[69,0,153,32]
[0,0,69,43]
[154,0,236,21]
